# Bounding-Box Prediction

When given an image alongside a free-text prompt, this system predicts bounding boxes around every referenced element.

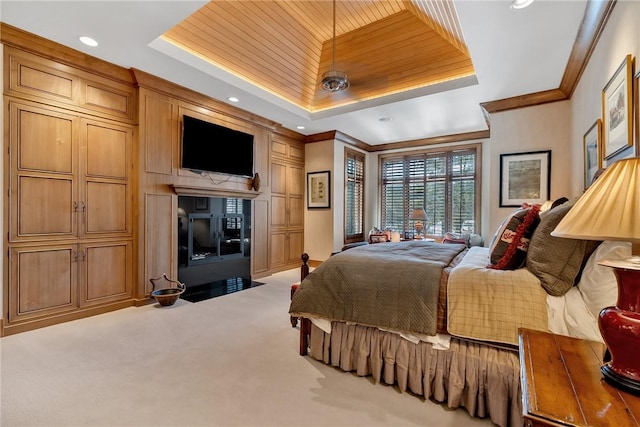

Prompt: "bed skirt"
[308,322,522,427]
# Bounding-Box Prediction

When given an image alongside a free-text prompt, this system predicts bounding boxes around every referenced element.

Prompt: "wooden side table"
[519,328,640,426]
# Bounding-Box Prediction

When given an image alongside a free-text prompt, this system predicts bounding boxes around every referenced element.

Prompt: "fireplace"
[177,196,251,290]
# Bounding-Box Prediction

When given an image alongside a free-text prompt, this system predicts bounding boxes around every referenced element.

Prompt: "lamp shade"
[552,157,640,395]
[551,157,640,246]
[410,208,428,221]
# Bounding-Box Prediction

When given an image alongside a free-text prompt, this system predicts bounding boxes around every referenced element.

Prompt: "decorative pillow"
[526,201,601,296]
[443,232,470,246]
[489,204,541,270]
[488,208,519,251]
[578,241,630,318]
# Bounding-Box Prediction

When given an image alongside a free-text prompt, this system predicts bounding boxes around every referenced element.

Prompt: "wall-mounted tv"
[181,115,254,178]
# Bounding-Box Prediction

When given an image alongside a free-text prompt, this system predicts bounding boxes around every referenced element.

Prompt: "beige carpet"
[0,268,493,427]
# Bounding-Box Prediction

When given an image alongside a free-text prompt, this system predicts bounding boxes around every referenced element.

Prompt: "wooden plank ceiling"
[162,0,474,112]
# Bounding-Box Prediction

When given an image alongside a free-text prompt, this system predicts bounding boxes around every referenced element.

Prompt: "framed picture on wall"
[499,150,551,207]
[602,54,634,160]
[307,170,331,209]
[195,197,209,211]
[583,119,602,190]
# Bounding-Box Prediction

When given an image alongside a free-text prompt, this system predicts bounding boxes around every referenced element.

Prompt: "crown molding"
[481,0,616,115]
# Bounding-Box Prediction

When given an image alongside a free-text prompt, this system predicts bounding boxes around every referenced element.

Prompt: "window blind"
[345,148,365,243]
[381,147,478,237]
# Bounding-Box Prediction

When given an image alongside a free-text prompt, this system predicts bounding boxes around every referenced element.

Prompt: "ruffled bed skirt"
[308,322,522,427]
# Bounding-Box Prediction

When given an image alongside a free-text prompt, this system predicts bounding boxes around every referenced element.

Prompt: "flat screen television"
[181,115,254,177]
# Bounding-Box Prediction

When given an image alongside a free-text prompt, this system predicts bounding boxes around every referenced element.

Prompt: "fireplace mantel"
[171,184,261,199]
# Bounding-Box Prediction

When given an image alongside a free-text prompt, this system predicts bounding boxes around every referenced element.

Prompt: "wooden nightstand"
[518,328,640,426]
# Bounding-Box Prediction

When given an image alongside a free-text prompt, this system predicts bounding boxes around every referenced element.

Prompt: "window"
[345,148,365,243]
[224,198,243,229]
[381,145,480,237]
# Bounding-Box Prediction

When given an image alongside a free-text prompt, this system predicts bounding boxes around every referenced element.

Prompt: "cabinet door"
[80,240,132,306]
[9,244,78,322]
[79,118,132,238]
[8,101,79,242]
[269,232,287,267]
[271,161,287,195]
[252,200,269,274]
[288,164,304,198]
[287,230,304,265]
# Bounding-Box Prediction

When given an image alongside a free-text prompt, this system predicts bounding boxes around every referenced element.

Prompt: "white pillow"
[577,241,631,318]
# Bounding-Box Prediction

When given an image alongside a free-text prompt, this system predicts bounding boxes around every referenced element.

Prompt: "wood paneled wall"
[1,24,305,334]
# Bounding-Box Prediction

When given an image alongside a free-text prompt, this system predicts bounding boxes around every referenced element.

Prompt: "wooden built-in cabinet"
[3,43,135,335]
[269,136,305,270]
[2,24,306,335]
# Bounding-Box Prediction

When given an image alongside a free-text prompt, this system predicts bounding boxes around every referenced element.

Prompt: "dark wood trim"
[481,0,616,114]
[0,23,135,86]
[559,0,617,98]
[371,130,489,152]
[306,129,489,152]
[480,89,568,115]
[305,130,373,152]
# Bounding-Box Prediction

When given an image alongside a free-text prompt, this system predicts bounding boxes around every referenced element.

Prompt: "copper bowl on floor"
[150,274,186,306]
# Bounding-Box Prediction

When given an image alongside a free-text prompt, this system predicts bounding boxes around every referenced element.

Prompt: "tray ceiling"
[162,0,474,113]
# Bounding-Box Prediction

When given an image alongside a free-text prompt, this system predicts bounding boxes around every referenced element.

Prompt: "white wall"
[569,0,640,195]
[484,101,572,236]
[304,140,335,260]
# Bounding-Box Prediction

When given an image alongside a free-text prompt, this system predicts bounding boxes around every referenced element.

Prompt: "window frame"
[379,143,481,238]
[344,147,366,244]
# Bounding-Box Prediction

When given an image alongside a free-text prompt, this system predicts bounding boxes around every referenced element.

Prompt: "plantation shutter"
[381,147,478,237]
[381,158,405,232]
[345,148,365,243]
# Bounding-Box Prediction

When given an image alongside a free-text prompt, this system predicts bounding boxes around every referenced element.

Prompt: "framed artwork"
[583,119,602,190]
[602,54,634,160]
[194,197,209,211]
[369,234,388,244]
[499,150,551,207]
[307,170,331,209]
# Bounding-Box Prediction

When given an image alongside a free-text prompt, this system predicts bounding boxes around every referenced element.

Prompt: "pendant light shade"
[321,0,349,93]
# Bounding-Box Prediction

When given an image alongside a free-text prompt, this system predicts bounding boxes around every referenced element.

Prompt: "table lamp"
[551,157,640,395]
[410,208,428,239]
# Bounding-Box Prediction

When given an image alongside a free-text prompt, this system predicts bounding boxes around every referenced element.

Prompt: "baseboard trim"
[308,260,322,268]
[2,299,136,337]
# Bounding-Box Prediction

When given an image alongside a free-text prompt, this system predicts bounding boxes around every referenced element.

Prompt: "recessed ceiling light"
[510,0,534,9]
[227,97,239,103]
[78,36,98,47]
[378,117,392,122]
[296,125,305,130]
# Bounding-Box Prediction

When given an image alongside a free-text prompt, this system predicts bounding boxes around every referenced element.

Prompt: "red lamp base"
[601,363,640,395]
[598,265,640,395]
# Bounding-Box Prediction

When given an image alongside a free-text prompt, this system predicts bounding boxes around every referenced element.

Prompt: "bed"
[289,201,624,427]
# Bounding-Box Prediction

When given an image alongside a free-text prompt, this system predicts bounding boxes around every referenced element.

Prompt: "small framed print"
[369,234,388,244]
[602,54,634,160]
[583,119,602,190]
[195,197,209,211]
[307,171,331,209]
[499,150,551,207]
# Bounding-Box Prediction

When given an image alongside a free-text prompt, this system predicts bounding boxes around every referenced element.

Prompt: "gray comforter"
[289,241,466,335]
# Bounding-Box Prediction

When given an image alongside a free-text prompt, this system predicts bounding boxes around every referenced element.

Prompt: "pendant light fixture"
[321,0,349,92]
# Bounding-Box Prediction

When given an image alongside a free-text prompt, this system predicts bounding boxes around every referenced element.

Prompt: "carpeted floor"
[0,268,493,427]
